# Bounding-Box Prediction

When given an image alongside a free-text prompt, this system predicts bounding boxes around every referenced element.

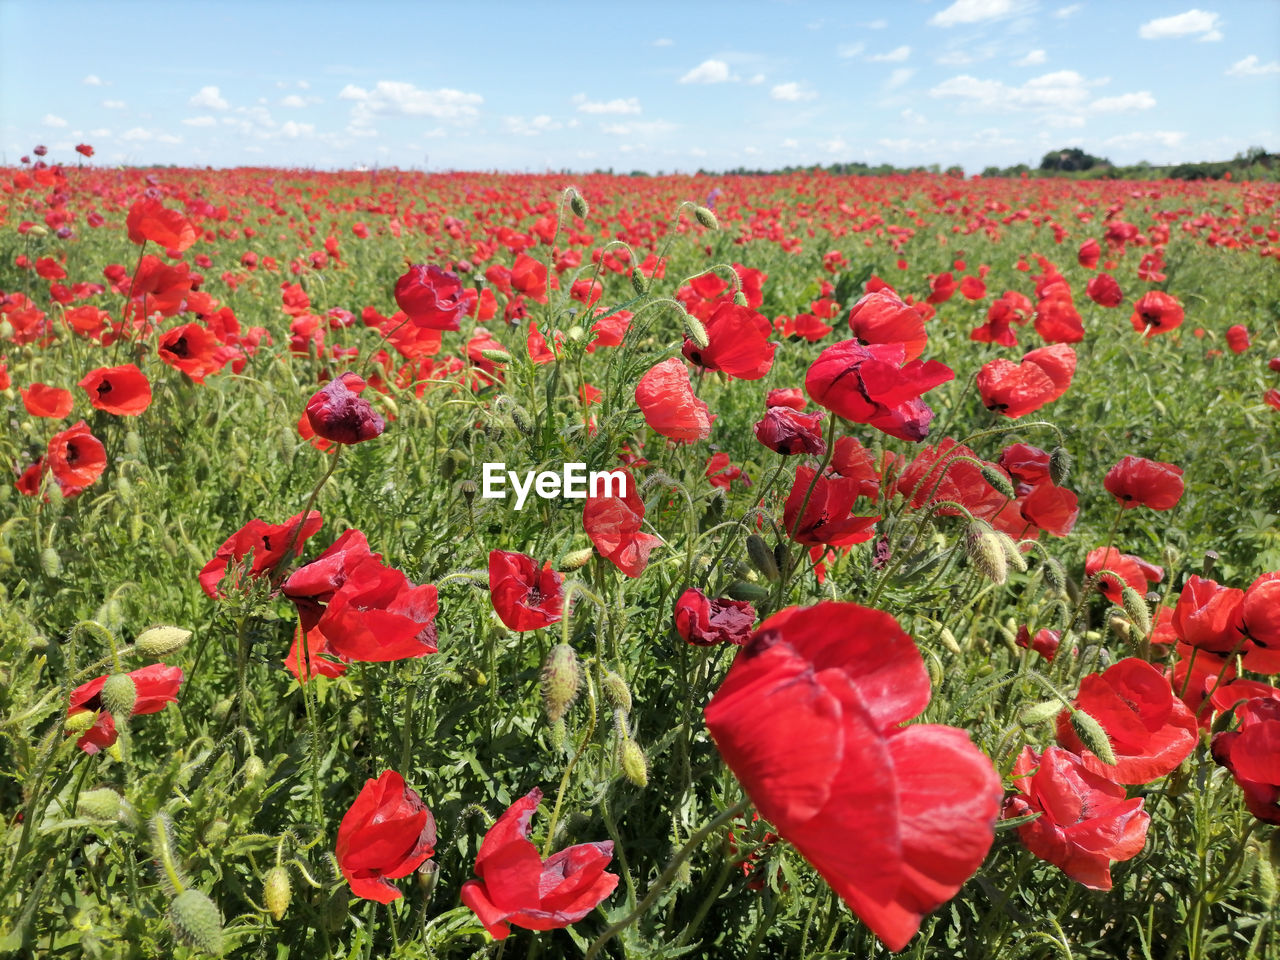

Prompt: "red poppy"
[125,196,196,252]
[1172,575,1245,654]
[47,420,106,495]
[394,264,466,331]
[1018,482,1079,538]
[1033,282,1084,344]
[681,301,776,380]
[705,602,1001,952]
[705,452,749,490]
[847,289,928,362]
[999,443,1051,486]
[21,383,73,418]
[488,550,563,631]
[305,372,386,445]
[583,473,662,578]
[199,511,323,599]
[635,358,714,442]
[78,364,151,416]
[67,663,184,754]
[893,439,1008,523]
[510,252,549,303]
[157,323,227,383]
[970,291,1032,347]
[1244,572,1280,649]
[1077,238,1101,269]
[336,770,437,903]
[1084,547,1163,604]
[1266,389,1280,411]
[1130,291,1184,337]
[766,388,806,410]
[959,275,986,300]
[754,407,826,456]
[1005,745,1149,890]
[1212,698,1280,823]
[805,339,953,443]
[673,588,755,645]
[15,456,45,497]
[75,143,94,157]
[461,788,618,940]
[1226,324,1251,354]
[784,465,879,548]
[1085,273,1123,307]
[1015,625,1060,661]
[1056,658,1197,784]
[925,271,957,304]
[1103,455,1184,511]
[976,344,1076,418]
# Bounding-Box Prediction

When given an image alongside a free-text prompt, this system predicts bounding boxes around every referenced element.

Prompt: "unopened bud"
[263,865,291,921]
[548,717,566,752]
[101,674,137,717]
[1043,557,1067,596]
[66,710,99,734]
[508,404,534,436]
[135,626,192,658]
[725,580,771,602]
[619,738,649,788]
[541,644,581,723]
[558,546,595,571]
[745,535,780,582]
[1048,446,1071,486]
[242,755,266,786]
[1019,700,1065,726]
[682,312,709,350]
[568,190,589,219]
[965,521,1007,585]
[981,465,1016,500]
[1070,709,1118,766]
[732,291,748,307]
[602,669,632,715]
[40,547,61,578]
[939,627,963,656]
[78,787,123,821]
[693,206,718,230]
[631,270,647,296]
[27,224,49,238]
[480,348,513,364]
[169,889,224,955]
[1121,586,1151,637]
[999,533,1027,572]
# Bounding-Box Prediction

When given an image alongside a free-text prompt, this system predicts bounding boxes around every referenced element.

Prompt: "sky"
[2,0,1277,173]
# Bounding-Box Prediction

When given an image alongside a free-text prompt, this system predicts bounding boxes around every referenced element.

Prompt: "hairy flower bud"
[1019,699,1065,726]
[745,534,780,582]
[981,465,1016,500]
[568,189,589,220]
[169,889,224,955]
[135,626,192,658]
[40,546,61,578]
[1048,445,1072,486]
[602,669,632,715]
[693,205,719,230]
[631,269,647,296]
[1070,709,1118,766]
[725,579,771,603]
[101,673,138,717]
[965,522,1007,585]
[78,787,123,821]
[479,348,513,365]
[619,738,649,788]
[732,291,748,307]
[541,644,581,723]
[681,311,710,350]
[939,627,963,655]
[1043,557,1067,596]
[1121,587,1152,637]
[558,546,595,571]
[264,865,292,921]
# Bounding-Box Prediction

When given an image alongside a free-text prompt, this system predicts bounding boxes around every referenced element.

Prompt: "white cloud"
[572,94,642,114]
[680,59,732,83]
[339,81,483,122]
[781,137,799,148]
[42,114,67,128]
[156,133,183,145]
[771,82,817,101]
[88,128,111,138]
[120,127,153,142]
[1090,91,1156,112]
[281,94,308,108]
[102,100,125,109]
[654,37,673,46]
[189,86,229,110]
[747,73,766,85]
[280,121,315,138]
[182,116,217,127]
[690,146,707,157]
[1054,4,1081,17]
[862,18,888,29]
[931,70,1112,111]
[1138,9,1222,41]
[902,108,928,125]
[886,68,915,90]
[1227,55,1280,76]
[1016,49,1047,66]
[598,120,677,138]
[821,137,849,154]
[82,74,104,86]
[869,45,911,62]
[504,115,563,136]
[838,41,866,58]
[936,50,976,65]
[1103,130,1187,150]
[930,0,1026,28]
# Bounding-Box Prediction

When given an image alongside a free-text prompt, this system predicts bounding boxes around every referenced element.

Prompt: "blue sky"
[2,0,1276,172]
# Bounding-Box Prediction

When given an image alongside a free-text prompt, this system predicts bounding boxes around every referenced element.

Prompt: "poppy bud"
[65,709,99,734]
[169,889,224,955]
[1019,699,1064,726]
[1049,446,1071,486]
[549,717,566,752]
[681,311,710,350]
[212,696,234,723]
[939,627,963,655]
[558,546,595,571]
[746,534,780,582]
[263,865,291,921]
[999,533,1027,572]
[631,270,647,296]
[508,404,534,436]
[568,190,589,220]
[541,644,580,723]
[116,475,134,503]
[440,455,457,481]
[78,787,124,821]
[619,738,649,788]
[124,431,143,456]
[965,522,1007,585]
[1043,557,1067,596]
[101,673,138,717]
[733,291,748,307]
[725,580,771,602]
[1260,844,1277,906]
[602,669,632,714]
[135,626,192,658]
[40,546,61,578]
[479,348,513,364]
[1069,710,1118,766]
[27,224,49,238]
[242,754,266,788]
[980,465,1015,500]
[693,206,719,230]
[1121,587,1151,636]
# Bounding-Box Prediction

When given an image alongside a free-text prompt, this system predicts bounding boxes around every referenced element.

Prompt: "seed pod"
[101,674,138,717]
[558,546,595,571]
[541,644,581,723]
[1121,587,1151,636]
[78,787,123,821]
[568,190,589,220]
[725,580,771,603]
[459,479,477,503]
[619,738,649,788]
[602,669,632,715]
[169,889,224,955]
[681,311,710,349]
[631,270,647,296]
[693,206,719,230]
[263,865,291,921]
[965,522,1007,585]
[1019,700,1065,726]
[480,348,513,365]
[1070,709,1118,766]
[980,465,1016,500]
[1048,446,1072,486]
[135,626,192,658]
[40,546,61,578]
[745,534,780,582]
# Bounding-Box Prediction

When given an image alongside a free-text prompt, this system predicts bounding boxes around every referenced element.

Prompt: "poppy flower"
[1033,282,1084,344]
[1056,658,1197,784]
[635,358,714,442]
[488,550,563,631]
[705,602,1002,952]
[1018,482,1079,538]
[1103,455,1184,511]
[393,264,466,332]
[15,457,45,497]
[766,388,806,410]
[157,323,226,383]
[1077,238,1101,269]
[784,465,879,548]
[673,588,755,646]
[21,383,73,418]
[47,420,106,495]
[1172,575,1245,654]
[1244,572,1280,649]
[336,770,437,903]
[1130,291,1184,337]
[1226,324,1251,354]
[893,439,1008,523]
[583,474,662,578]
[67,663,184,754]
[847,289,928,362]
[754,407,826,456]
[1084,547,1163,604]
[970,291,1032,347]
[1212,698,1280,824]
[305,372,385,445]
[75,143,94,157]
[199,511,324,598]
[1015,625,1060,661]
[1266,389,1280,411]
[460,788,618,940]
[959,275,986,301]
[805,339,953,443]
[126,197,196,252]
[975,344,1076,418]
[1085,274,1123,307]
[510,252,550,303]
[681,301,776,380]
[78,364,151,416]
[1004,745,1149,890]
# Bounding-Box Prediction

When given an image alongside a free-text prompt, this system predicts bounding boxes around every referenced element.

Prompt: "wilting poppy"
[78,364,151,416]
[67,663,184,754]
[1104,455,1184,511]
[47,420,106,495]
[21,382,73,418]
[636,357,714,442]
[783,465,879,548]
[847,289,928,361]
[1130,291,1184,337]
[488,550,563,631]
[305,372,386,445]
[1172,575,1245,654]
[583,473,662,578]
[461,788,618,940]
[336,770,437,903]
[1212,698,1280,824]
[673,588,755,645]
[705,602,1002,952]
[1056,657,1197,784]
[754,407,826,456]
[1005,745,1149,890]
[199,511,324,598]
[682,301,776,380]
[394,264,467,332]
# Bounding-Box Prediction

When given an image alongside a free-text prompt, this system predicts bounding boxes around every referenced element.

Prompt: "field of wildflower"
[1,149,1279,959]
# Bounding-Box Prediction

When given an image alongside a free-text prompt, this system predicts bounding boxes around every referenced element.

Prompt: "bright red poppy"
[199,512,324,598]
[47,420,106,495]
[394,264,467,331]
[488,550,563,631]
[305,372,386,445]
[1015,625,1061,661]
[1103,455,1184,511]
[67,663,184,754]
[1226,324,1251,354]
[1172,575,1245,654]
[336,770,437,903]
[682,301,776,380]
[1077,238,1101,269]
[461,788,618,940]
[583,473,662,578]
[1085,273,1123,307]
[1244,572,1280,649]
[1130,291,1184,337]
[673,588,755,645]
[976,344,1076,418]
[157,323,227,383]
[636,358,714,442]
[783,465,879,548]
[1212,698,1280,824]
[78,364,151,416]
[21,382,73,418]
[126,196,196,252]
[1084,547,1163,604]
[847,289,928,361]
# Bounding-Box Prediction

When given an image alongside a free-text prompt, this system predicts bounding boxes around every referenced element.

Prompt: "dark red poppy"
[488,550,563,631]
[998,443,1051,486]
[783,465,879,548]
[75,143,94,158]
[199,512,323,598]
[805,339,953,443]
[78,364,151,416]
[705,602,1001,952]
[1077,238,1101,269]
[67,663,184,754]
[1085,273,1123,307]
[583,473,662,578]
[305,372,385,445]
[1244,572,1280,649]
[21,383,73,418]
[394,264,466,331]
[673,588,755,645]
[336,770,437,903]
[1005,745,1149,890]
[1226,324,1251,354]
[847,289,928,362]
[682,301,776,380]
[976,344,1076,418]
[754,407,826,456]
[461,788,618,940]
[1015,625,1060,661]
[1130,291,1184,337]
[126,196,196,252]
[1212,698,1280,823]
[1104,455,1184,511]
[636,358,713,442]
[157,323,227,383]
[47,420,106,495]
[1172,575,1245,654]
[1056,658,1197,784]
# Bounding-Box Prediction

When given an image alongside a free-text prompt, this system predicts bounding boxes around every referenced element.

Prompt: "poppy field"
[2,152,1280,959]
